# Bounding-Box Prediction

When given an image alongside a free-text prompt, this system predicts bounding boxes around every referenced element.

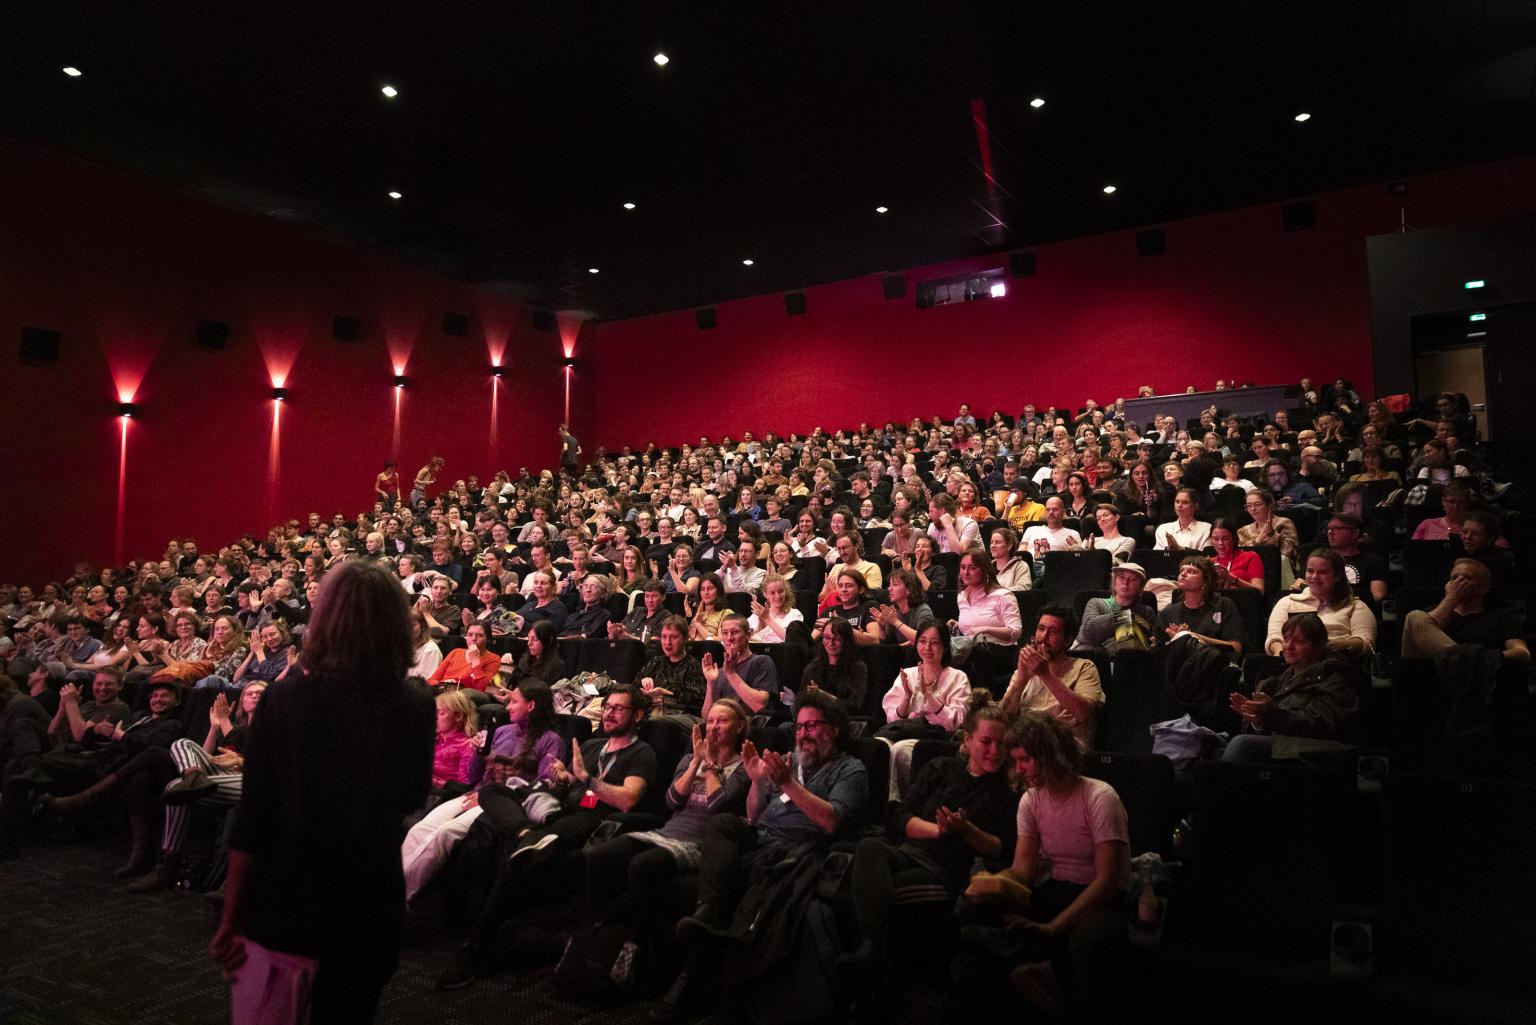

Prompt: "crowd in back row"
[0,378,1528,1022]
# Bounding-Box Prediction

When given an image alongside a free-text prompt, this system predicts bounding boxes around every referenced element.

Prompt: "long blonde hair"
[436,689,480,738]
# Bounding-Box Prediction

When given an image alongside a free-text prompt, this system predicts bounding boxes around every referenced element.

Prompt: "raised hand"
[569,738,590,784]
[761,749,792,786]
[690,724,709,764]
[700,652,719,684]
[741,740,768,783]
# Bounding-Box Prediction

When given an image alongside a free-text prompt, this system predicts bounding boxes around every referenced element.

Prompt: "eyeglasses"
[794,719,829,734]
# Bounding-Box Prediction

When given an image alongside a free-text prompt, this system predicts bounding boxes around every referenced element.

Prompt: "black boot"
[37,773,120,818]
[649,969,690,1023]
[435,940,491,991]
[675,903,725,942]
[127,853,180,893]
[112,810,155,880]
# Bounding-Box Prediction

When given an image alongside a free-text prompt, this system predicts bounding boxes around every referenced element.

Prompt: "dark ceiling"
[4,2,1535,321]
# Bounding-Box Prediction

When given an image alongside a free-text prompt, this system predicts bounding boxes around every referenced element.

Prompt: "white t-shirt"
[1210,478,1256,494]
[748,608,805,644]
[1022,525,1081,558]
[1153,520,1212,551]
[1016,777,1131,888]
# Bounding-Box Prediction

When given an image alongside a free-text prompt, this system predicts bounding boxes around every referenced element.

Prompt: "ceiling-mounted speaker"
[19,326,61,366]
[442,311,470,337]
[1282,200,1315,232]
[1136,229,1166,258]
[333,315,362,341]
[695,307,717,331]
[881,275,907,300]
[785,293,807,316]
[531,309,557,333]
[194,319,230,351]
[1008,251,1036,278]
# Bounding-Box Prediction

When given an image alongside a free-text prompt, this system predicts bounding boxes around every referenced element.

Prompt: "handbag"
[553,920,641,1003]
[149,659,216,685]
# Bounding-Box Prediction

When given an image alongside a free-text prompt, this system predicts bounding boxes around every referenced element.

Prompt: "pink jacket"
[432,732,480,788]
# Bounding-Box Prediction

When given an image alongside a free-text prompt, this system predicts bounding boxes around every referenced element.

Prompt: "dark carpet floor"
[2,831,1530,1025]
[0,832,697,1025]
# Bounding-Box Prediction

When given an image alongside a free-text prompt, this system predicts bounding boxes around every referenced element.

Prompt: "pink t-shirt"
[1016,777,1130,888]
[432,732,480,788]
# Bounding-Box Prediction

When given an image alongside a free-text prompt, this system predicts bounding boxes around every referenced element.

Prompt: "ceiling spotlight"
[393,374,408,389]
[272,387,288,401]
[1464,279,1486,290]
[387,190,402,200]
[1029,97,1045,108]
[742,258,755,266]
[381,84,398,98]
[588,267,600,275]
[875,206,889,214]
[653,53,670,67]
[623,202,636,210]
[117,402,137,418]
[1102,185,1117,195]
[62,66,82,77]
[989,282,1007,298]
[1294,112,1311,122]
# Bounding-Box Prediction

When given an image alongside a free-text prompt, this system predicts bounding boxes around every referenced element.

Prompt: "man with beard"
[436,683,656,990]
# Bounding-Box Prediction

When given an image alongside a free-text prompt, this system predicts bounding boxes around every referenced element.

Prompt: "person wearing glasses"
[436,683,657,990]
[658,690,869,1020]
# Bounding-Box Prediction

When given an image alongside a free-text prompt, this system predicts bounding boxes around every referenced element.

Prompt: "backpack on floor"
[553,919,642,1003]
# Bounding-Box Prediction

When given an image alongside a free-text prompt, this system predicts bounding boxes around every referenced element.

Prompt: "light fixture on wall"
[491,366,506,378]
[394,374,409,388]
[118,402,138,418]
[272,387,288,401]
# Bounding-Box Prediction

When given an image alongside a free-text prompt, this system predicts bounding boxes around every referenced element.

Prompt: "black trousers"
[693,814,791,916]
[585,834,684,934]
[471,809,601,944]
[307,944,398,1025]
[848,837,950,950]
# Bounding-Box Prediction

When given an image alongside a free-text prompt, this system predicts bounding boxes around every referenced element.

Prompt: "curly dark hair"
[1005,711,1084,787]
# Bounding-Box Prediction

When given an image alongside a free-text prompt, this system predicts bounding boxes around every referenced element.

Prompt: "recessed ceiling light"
[588,267,600,274]
[1102,185,1117,195]
[875,206,889,214]
[1469,312,1486,322]
[387,190,402,200]
[1294,112,1311,122]
[381,84,398,98]
[653,53,669,66]
[62,66,82,77]
[1029,97,1045,108]
[742,259,755,266]
[623,202,636,210]
[1464,279,1485,289]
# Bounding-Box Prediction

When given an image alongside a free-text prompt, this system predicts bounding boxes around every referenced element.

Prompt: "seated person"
[868,568,934,646]
[840,692,1015,983]
[1457,510,1516,598]
[1266,549,1376,657]
[401,680,563,903]
[1021,497,1082,560]
[1225,612,1365,762]
[701,614,776,714]
[436,683,657,990]
[1322,513,1387,606]
[880,511,922,559]
[684,574,729,641]
[658,544,701,597]
[1401,559,1529,662]
[989,527,1033,592]
[637,615,709,716]
[1073,563,1158,653]
[814,568,881,645]
[718,540,767,595]
[514,571,569,636]
[928,494,981,554]
[1001,607,1104,748]
[951,549,1024,651]
[506,620,566,685]
[585,699,750,969]
[560,576,613,639]
[661,691,869,1018]
[611,580,671,644]
[797,617,868,711]
[430,690,481,788]
[1207,520,1264,594]
[954,713,1129,1024]
[427,624,501,692]
[1152,488,1212,552]
[1156,557,1246,660]
[747,575,804,644]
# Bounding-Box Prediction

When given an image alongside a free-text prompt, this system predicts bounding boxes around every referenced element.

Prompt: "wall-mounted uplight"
[272,387,288,401]
[491,366,506,379]
[563,358,577,369]
[118,402,138,418]
[394,374,409,389]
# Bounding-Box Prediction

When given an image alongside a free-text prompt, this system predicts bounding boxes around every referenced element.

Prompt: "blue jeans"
[1222,733,1279,762]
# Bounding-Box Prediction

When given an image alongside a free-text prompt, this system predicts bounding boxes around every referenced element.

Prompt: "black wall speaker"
[442,311,470,337]
[785,293,807,316]
[1136,229,1167,257]
[1282,201,1316,232]
[531,309,557,333]
[19,326,61,366]
[333,315,362,341]
[195,319,230,351]
[881,275,907,300]
[1008,251,1036,278]
[695,308,717,331]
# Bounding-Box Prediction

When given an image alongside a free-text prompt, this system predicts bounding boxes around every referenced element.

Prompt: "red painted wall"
[590,156,1536,451]
[0,141,579,584]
